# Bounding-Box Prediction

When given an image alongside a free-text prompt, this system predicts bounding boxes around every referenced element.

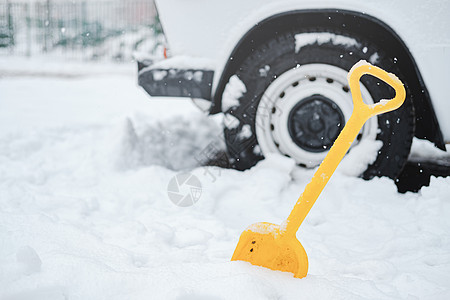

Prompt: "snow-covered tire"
[222,30,415,179]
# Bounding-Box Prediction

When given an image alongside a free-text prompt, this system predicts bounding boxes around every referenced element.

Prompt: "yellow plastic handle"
[283,60,406,236]
[348,60,406,121]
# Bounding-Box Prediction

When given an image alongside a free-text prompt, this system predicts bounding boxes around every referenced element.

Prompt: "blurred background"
[0,0,162,61]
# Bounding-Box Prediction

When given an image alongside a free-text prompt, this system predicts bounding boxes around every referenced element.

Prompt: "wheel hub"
[288,94,345,152]
[255,63,378,168]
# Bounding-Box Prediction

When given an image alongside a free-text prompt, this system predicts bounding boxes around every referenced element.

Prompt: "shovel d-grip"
[231,60,406,278]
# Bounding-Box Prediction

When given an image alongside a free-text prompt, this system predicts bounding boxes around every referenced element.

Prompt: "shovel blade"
[231,222,308,278]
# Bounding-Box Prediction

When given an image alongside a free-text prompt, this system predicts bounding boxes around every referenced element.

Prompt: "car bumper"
[137,58,214,100]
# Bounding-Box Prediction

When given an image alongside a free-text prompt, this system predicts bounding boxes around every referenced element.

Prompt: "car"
[137,0,449,180]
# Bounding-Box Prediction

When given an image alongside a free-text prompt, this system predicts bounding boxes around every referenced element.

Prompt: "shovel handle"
[283,61,406,236]
[348,61,406,121]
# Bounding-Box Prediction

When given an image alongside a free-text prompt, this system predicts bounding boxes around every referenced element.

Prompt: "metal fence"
[0,0,162,61]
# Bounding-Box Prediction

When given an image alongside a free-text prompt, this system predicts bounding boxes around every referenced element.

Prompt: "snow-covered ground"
[1,57,449,300]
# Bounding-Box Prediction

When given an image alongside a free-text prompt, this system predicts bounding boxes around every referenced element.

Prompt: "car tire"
[222,29,415,179]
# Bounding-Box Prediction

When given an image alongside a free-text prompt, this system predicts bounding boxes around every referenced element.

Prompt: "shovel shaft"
[284,114,365,235]
[283,61,406,236]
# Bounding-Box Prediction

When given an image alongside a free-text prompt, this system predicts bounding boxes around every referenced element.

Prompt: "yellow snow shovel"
[231,60,406,278]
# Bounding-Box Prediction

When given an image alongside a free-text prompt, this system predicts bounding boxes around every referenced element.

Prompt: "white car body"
[154,0,450,143]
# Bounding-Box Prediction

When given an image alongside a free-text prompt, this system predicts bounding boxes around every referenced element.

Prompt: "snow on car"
[138,0,450,181]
